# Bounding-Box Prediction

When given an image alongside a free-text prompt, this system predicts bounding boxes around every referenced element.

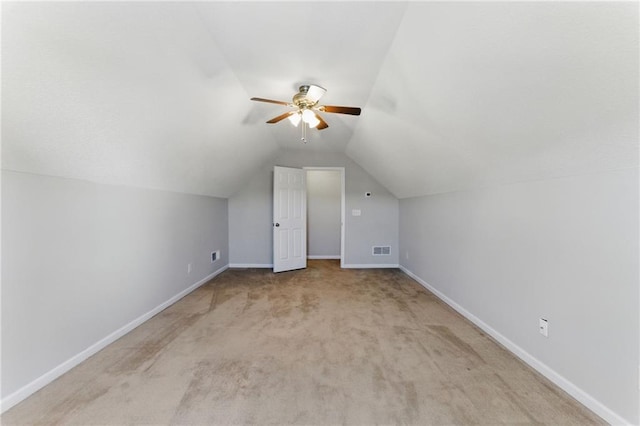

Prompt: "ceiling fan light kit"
[250,84,361,143]
[288,112,302,127]
[301,109,320,128]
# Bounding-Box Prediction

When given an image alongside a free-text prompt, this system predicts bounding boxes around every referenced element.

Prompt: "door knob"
[274,223,280,227]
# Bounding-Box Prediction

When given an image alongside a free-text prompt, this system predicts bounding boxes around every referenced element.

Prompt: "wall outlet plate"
[539,318,548,337]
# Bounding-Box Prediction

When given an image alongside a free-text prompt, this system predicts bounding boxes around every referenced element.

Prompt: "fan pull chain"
[301,122,307,143]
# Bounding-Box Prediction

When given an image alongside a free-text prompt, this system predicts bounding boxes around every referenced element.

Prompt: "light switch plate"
[352,209,361,216]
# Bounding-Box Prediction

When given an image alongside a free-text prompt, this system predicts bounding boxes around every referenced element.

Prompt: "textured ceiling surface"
[2,2,637,198]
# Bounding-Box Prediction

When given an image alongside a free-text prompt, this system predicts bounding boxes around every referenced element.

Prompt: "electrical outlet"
[211,250,220,263]
[405,251,410,260]
[187,263,192,274]
[539,318,548,337]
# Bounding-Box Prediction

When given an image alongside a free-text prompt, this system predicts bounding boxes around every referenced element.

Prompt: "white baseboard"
[230,262,398,269]
[0,264,229,414]
[307,255,340,260]
[398,265,630,426]
[228,263,273,268]
[342,263,399,269]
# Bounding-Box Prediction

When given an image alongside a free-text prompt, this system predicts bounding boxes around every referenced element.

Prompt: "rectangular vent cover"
[372,246,391,256]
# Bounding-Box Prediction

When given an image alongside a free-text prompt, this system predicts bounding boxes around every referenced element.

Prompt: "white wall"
[229,149,399,267]
[1,170,229,408]
[399,168,639,424]
[306,170,341,258]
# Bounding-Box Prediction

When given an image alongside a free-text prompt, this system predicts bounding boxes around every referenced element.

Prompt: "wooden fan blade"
[314,112,329,130]
[250,97,291,106]
[266,111,296,124]
[320,105,361,115]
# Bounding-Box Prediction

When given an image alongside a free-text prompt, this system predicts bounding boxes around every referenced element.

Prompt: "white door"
[273,166,307,273]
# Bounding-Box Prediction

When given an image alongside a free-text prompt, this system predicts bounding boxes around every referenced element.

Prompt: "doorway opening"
[304,167,345,268]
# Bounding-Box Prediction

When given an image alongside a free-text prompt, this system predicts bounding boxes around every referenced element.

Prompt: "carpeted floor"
[2,260,603,425]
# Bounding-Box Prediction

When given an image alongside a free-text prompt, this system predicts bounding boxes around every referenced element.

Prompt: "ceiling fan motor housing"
[293,85,315,109]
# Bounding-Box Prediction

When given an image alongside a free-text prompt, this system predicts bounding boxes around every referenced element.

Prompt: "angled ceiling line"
[189,3,283,149]
[344,0,410,153]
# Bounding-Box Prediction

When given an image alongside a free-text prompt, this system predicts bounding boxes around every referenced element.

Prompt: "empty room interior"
[1,1,638,425]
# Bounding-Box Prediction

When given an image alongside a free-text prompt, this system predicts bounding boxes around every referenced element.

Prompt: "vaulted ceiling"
[2,2,637,198]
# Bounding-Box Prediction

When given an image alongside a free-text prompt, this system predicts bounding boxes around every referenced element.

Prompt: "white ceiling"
[2,2,637,198]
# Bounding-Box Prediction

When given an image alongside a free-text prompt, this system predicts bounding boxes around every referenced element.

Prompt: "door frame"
[303,167,345,268]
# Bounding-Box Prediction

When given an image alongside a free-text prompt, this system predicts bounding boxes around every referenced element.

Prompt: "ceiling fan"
[250,84,361,140]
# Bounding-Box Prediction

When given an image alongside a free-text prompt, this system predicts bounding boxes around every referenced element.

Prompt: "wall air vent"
[372,246,391,256]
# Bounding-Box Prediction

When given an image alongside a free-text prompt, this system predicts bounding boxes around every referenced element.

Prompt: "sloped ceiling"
[2,2,637,198]
[347,2,638,197]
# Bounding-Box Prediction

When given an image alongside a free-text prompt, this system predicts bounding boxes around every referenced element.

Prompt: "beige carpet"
[2,260,603,425]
